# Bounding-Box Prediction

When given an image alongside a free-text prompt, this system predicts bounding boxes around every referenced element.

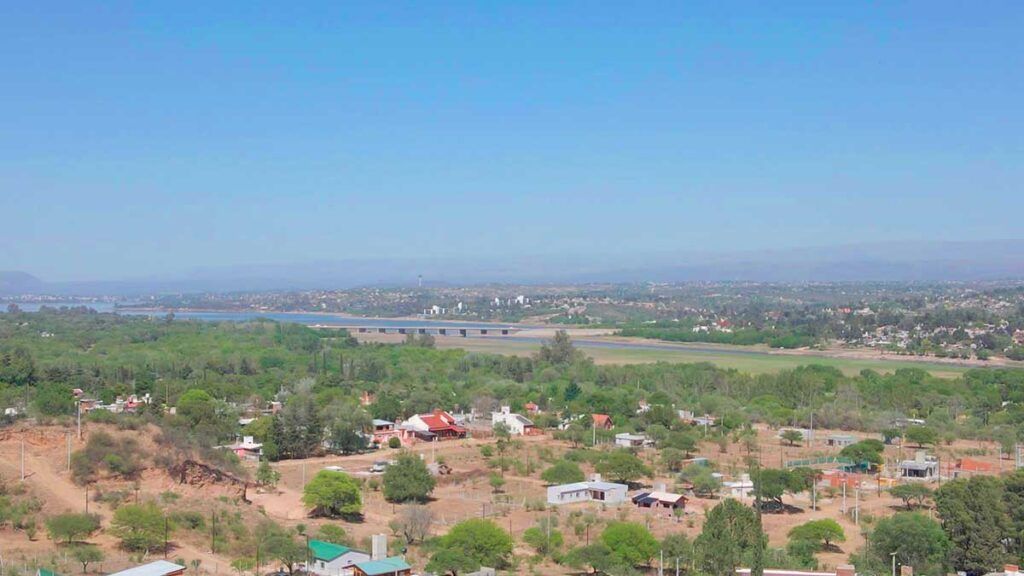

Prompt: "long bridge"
[324,325,523,337]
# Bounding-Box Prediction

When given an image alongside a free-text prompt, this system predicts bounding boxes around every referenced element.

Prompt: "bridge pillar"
[439,328,447,335]
[459,329,467,337]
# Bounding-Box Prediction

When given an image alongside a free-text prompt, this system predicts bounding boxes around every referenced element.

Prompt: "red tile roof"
[592,414,613,428]
[419,410,465,432]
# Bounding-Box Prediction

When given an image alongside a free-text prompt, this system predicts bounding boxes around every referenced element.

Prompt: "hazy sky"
[1,2,1022,281]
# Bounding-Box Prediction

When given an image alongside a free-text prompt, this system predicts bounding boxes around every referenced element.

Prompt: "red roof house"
[592,414,613,430]
[403,410,467,440]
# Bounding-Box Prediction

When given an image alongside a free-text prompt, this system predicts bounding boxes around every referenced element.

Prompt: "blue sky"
[1,2,1021,281]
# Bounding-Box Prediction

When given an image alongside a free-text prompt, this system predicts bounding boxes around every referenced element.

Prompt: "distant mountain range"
[0,271,45,294]
[4,239,1024,296]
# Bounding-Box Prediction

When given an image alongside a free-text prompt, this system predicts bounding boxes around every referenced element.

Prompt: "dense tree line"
[5,309,1024,458]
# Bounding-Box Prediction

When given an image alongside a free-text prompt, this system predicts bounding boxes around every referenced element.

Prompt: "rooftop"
[106,561,185,576]
[309,539,352,561]
[354,557,411,576]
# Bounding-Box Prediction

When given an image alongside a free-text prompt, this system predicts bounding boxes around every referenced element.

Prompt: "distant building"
[401,410,467,441]
[737,566,856,576]
[369,420,414,447]
[351,559,410,576]
[307,540,370,576]
[351,535,411,576]
[591,414,613,430]
[632,489,687,511]
[224,436,262,461]
[985,564,1024,576]
[524,402,540,415]
[826,434,857,448]
[899,451,939,480]
[547,475,629,505]
[722,473,755,499]
[491,406,536,436]
[893,417,926,428]
[678,410,716,427]
[614,433,649,448]
[106,561,186,576]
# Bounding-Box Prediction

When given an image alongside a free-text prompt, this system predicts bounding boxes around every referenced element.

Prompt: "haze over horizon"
[2,2,1022,283]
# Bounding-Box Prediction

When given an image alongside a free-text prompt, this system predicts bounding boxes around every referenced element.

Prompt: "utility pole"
[20,440,25,481]
[842,482,847,514]
[659,550,664,576]
[66,431,72,472]
[546,508,551,548]
[77,401,82,440]
[855,483,860,525]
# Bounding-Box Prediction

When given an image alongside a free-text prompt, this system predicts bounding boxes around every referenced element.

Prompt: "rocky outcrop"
[169,459,250,501]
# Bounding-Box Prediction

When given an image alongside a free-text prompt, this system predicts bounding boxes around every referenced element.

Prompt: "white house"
[614,433,649,448]
[307,540,371,576]
[491,406,535,436]
[722,473,755,500]
[547,475,628,505]
[222,436,263,461]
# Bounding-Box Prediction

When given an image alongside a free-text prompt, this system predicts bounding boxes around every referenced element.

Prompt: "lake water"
[2,302,524,330]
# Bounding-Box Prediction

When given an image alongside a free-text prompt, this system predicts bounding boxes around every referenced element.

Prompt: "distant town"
[15,281,1018,362]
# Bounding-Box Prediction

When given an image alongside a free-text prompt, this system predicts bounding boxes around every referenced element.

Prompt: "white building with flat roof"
[547,475,628,505]
[491,406,535,435]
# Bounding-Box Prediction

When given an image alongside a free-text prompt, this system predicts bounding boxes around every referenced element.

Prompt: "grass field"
[355,333,972,377]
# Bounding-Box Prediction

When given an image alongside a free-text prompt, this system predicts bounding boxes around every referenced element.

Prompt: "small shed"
[632,490,687,510]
